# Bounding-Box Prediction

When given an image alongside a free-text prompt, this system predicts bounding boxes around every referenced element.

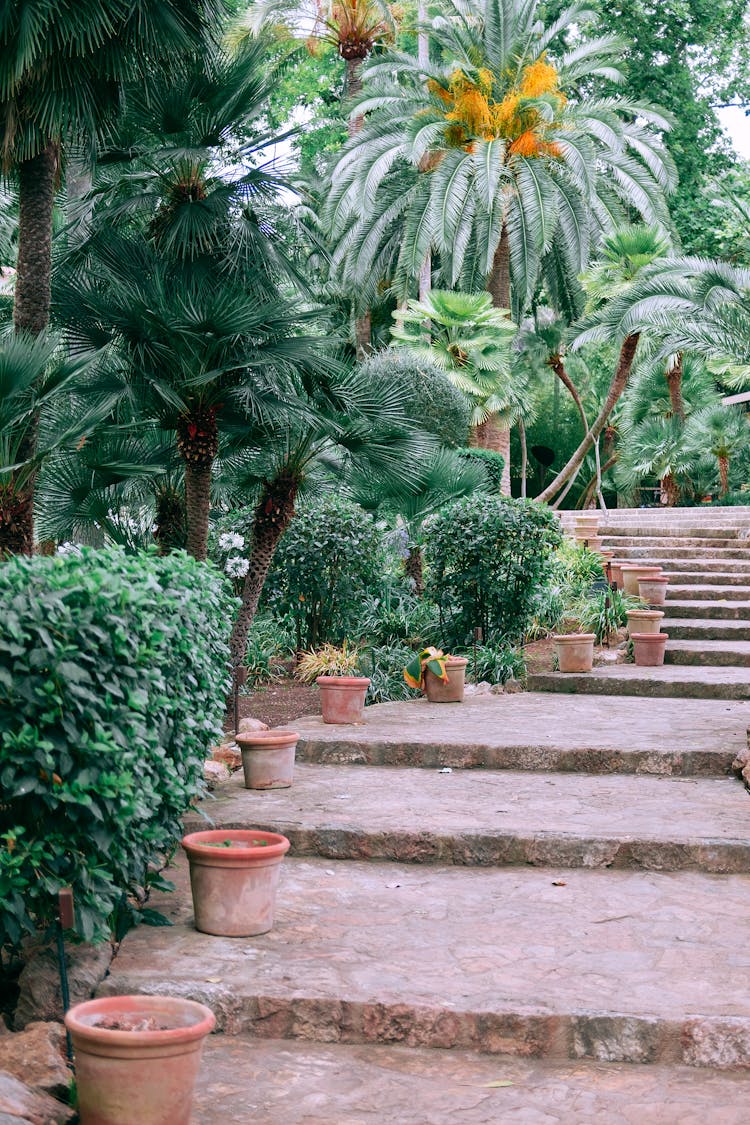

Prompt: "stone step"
[660,571,750,586]
[193,1036,750,1124]
[652,558,750,572]
[528,666,750,701]
[605,546,750,560]
[658,599,750,620]
[599,527,745,540]
[665,640,750,668]
[666,585,750,601]
[662,618,750,641]
[101,857,750,1069]
[601,536,745,549]
[189,764,750,874]
[291,696,749,777]
[560,505,750,521]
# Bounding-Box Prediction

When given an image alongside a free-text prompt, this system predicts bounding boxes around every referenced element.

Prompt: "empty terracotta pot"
[236,729,298,790]
[181,829,290,937]
[622,564,662,596]
[631,632,668,666]
[609,560,629,587]
[626,609,665,636]
[316,676,371,724]
[638,575,669,606]
[554,634,596,673]
[575,535,603,552]
[65,994,215,1125]
[424,656,468,702]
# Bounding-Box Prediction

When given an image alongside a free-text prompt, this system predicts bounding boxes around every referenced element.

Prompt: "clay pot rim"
[553,633,596,644]
[638,576,669,584]
[621,564,662,571]
[630,632,668,642]
[64,995,215,1048]
[316,676,371,688]
[236,729,299,748]
[439,656,469,668]
[181,828,291,865]
[627,610,664,618]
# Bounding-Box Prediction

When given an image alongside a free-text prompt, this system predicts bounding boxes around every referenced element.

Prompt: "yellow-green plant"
[295,641,361,682]
[403,646,448,690]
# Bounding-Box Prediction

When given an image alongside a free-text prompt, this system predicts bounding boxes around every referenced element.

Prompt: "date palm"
[685,405,748,497]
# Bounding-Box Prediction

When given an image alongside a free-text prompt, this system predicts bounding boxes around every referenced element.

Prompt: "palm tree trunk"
[718,454,729,496]
[229,474,299,672]
[488,225,511,308]
[548,354,588,434]
[183,462,212,561]
[535,333,640,505]
[154,485,187,554]
[405,545,424,595]
[518,416,527,498]
[355,307,373,358]
[665,354,686,422]
[483,225,513,494]
[8,141,59,555]
[577,453,619,510]
[472,414,511,495]
[346,55,372,356]
[660,472,679,507]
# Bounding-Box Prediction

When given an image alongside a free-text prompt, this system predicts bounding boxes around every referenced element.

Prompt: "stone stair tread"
[660,572,750,584]
[190,764,749,872]
[528,665,750,700]
[102,856,750,1066]
[661,619,750,641]
[289,695,748,775]
[193,1036,750,1125]
[658,600,750,620]
[666,585,750,600]
[666,640,750,667]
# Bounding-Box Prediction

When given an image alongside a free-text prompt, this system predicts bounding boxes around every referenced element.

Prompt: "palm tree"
[390,289,524,491]
[686,405,748,497]
[0,1,214,552]
[615,416,696,506]
[327,0,674,469]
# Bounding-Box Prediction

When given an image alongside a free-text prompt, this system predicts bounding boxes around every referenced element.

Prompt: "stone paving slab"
[192,1036,750,1124]
[190,765,750,873]
[288,695,749,776]
[103,857,750,1067]
[528,666,750,700]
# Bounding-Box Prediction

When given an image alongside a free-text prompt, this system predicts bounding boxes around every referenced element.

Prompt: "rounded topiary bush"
[426,495,562,647]
[263,495,388,649]
[359,350,471,448]
[0,548,234,949]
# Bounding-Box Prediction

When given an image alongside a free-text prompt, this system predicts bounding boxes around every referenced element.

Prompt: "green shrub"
[356,587,441,647]
[571,588,641,644]
[0,548,234,951]
[263,495,389,649]
[457,447,505,492]
[426,496,562,647]
[361,644,416,704]
[465,643,526,684]
[358,350,471,448]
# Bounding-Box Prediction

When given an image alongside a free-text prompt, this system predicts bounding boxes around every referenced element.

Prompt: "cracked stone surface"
[187,764,750,873]
[102,856,750,1066]
[191,1036,749,1124]
[290,694,749,774]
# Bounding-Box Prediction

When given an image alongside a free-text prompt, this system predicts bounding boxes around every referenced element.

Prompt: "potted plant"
[631,631,668,666]
[64,994,215,1125]
[235,728,299,789]
[553,632,596,672]
[404,646,469,702]
[295,642,371,724]
[181,828,290,937]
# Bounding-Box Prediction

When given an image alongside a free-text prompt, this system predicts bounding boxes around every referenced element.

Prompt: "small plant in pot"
[296,642,370,724]
[181,829,291,937]
[64,994,215,1125]
[404,646,468,702]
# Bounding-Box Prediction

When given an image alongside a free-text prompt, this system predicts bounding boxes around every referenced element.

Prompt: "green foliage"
[362,644,416,704]
[357,350,471,448]
[457,448,506,492]
[571,588,641,644]
[264,495,388,649]
[467,643,526,685]
[356,586,441,647]
[426,496,562,647]
[0,549,233,952]
[295,641,361,682]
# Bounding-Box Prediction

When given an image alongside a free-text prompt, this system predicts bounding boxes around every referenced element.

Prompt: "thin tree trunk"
[577,453,618,510]
[536,333,641,505]
[548,354,588,434]
[183,462,212,561]
[483,225,513,494]
[518,416,527,498]
[472,414,511,495]
[718,454,729,496]
[665,354,686,422]
[229,474,299,672]
[405,545,424,595]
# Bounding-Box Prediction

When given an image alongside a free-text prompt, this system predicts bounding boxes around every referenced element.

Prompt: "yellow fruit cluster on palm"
[428,55,565,156]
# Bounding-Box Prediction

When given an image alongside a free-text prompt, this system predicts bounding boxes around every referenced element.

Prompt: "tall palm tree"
[686,405,748,497]
[327,0,674,469]
[0,0,214,552]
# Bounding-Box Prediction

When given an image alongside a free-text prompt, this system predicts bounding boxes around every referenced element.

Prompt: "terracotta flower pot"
[638,575,669,606]
[554,634,596,673]
[631,631,668,666]
[236,729,298,790]
[575,534,603,551]
[621,564,662,597]
[65,994,215,1125]
[626,609,664,636]
[181,829,290,937]
[609,560,628,587]
[424,656,468,702]
[316,676,370,724]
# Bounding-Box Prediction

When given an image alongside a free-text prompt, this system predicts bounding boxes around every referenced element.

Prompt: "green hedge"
[0,548,234,950]
[426,496,561,647]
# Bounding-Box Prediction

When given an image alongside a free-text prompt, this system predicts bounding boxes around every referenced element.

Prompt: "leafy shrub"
[466,644,526,684]
[457,447,505,492]
[0,549,234,950]
[243,615,294,688]
[426,496,562,647]
[358,350,471,448]
[361,644,415,704]
[263,495,389,649]
[356,586,441,647]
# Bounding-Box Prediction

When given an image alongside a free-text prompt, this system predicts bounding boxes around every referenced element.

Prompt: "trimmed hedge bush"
[0,548,234,950]
[426,496,562,647]
[358,350,471,448]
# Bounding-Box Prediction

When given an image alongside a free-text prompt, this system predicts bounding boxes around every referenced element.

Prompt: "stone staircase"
[531,507,750,700]
[99,691,750,1122]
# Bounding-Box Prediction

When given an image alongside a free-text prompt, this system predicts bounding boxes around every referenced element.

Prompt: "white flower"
[57,542,82,556]
[225,555,250,579]
[219,532,245,552]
